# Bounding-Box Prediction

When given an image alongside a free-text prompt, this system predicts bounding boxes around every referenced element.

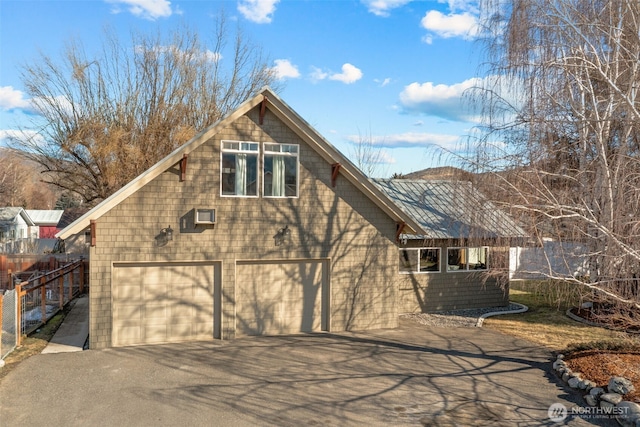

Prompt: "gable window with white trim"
[447,247,488,271]
[221,141,259,197]
[399,248,441,273]
[263,143,299,198]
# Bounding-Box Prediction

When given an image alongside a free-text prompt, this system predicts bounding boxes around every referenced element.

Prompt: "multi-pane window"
[263,143,298,197]
[447,247,488,271]
[221,141,259,197]
[399,248,441,273]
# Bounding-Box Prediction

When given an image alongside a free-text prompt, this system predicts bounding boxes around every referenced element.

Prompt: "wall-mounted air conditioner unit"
[195,208,216,224]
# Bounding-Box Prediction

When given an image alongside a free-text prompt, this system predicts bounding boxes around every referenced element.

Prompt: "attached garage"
[235,260,329,336]
[112,262,219,347]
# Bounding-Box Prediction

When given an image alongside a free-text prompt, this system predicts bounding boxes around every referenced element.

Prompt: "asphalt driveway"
[0,320,600,426]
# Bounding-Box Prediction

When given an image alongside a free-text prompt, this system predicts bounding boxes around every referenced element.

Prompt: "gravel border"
[400,302,529,328]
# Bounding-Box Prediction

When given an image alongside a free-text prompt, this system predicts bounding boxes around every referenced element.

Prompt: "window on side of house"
[263,143,299,197]
[221,141,259,197]
[399,248,441,273]
[447,247,488,271]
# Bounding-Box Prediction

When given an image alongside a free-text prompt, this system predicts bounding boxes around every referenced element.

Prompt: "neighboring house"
[55,208,90,255]
[57,87,527,349]
[0,207,37,253]
[509,240,589,280]
[26,210,64,238]
[25,210,64,253]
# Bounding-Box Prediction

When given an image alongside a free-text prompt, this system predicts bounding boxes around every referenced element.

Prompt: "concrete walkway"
[41,295,89,354]
[0,319,608,426]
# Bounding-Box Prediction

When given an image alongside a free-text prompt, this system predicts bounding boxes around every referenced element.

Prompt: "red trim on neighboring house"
[39,226,59,239]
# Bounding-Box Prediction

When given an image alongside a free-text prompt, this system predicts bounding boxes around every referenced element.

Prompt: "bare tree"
[348,127,388,178]
[471,0,640,327]
[11,16,278,205]
[0,148,56,208]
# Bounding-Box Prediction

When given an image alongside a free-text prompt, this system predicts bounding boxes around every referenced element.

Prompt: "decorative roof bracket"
[90,220,96,247]
[395,221,406,243]
[331,163,341,187]
[259,95,268,125]
[180,154,188,182]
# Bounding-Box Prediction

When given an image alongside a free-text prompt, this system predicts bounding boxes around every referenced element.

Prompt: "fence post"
[40,276,47,324]
[0,293,3,355]
[15,283,22,346]
[59,273,64,309]
[79,261,85,294]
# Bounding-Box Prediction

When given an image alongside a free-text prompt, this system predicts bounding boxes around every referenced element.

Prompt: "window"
[221,141,259,197]
[447,247,488,271]
[399,248,441,273]
[263,143,299,197]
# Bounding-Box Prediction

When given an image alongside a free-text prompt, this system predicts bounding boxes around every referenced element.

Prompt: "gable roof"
[373,179,528,240]
[57,87,425,240]
[0,207,35,226]
[26,210,64,226]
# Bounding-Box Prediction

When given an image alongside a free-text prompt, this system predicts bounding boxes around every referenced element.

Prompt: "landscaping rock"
[578,379,594,390]
[609,377,635,395]
[583,394,598,407]
[600,392,623,405]
[568,377,582,389]
[553,359,567,370]
[616,401,640,427]
[562,372,573,382]
[590,387,605,397]
[600,400,615,411]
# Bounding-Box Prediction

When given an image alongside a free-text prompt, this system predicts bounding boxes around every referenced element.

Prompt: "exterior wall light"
[162,225,173,242]
[274,225,291,246]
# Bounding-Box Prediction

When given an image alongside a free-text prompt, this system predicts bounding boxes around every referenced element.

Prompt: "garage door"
[112,262,218,346]
[235,260,327,336]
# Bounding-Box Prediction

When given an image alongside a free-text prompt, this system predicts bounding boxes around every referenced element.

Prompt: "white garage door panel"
[113,262,216,346]
[236,261,325,337]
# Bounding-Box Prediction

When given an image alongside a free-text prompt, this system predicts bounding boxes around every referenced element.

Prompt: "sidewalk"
[41,295,89,354]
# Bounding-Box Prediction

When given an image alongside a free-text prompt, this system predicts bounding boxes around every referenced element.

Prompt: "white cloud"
[0,86,32,111]
[238,0,279,24]
[421,10,480,41]
[441,0,479,14]
[134,45,221,62]
[399,77,482,122]
[310,67,329,83]
[347,131,461,150]
[376,150,397,164]
[361,0,412,17]
[106,0,173,20]
[0,129,46,147]
[374,77,392,87]
[328,63,363,84]
[271,59,300,80]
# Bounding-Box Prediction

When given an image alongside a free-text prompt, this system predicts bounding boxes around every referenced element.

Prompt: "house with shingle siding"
[57,87,526,349]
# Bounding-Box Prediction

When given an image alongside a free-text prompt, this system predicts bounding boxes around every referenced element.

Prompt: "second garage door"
[112,262,218,347]
[235,260,328,336]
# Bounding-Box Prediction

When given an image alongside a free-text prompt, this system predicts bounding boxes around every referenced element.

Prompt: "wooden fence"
[1,254,77,290]
[12,260,86,346]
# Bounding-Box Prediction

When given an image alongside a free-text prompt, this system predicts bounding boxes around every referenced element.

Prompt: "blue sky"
[0,0,485,177]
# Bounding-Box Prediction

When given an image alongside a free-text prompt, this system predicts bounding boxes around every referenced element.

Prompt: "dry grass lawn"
[483,289,632,351]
